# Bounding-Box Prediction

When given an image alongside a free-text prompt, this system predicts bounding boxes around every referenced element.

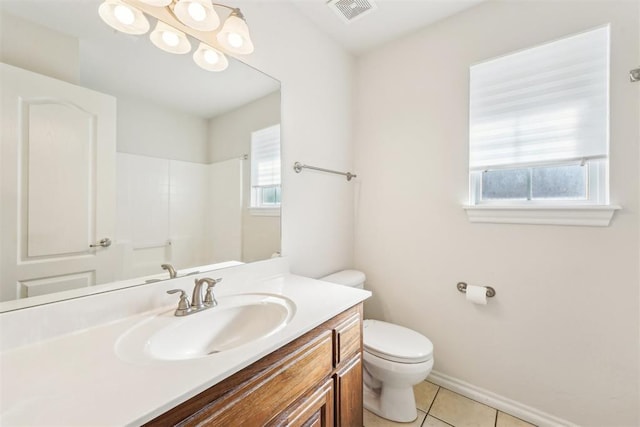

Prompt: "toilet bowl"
[321,270,434,423]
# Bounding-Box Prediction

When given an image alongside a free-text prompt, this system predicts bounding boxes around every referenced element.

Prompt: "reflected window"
[250,124,281,209]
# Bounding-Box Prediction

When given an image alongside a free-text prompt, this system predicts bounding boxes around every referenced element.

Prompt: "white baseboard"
[427,370,578,427]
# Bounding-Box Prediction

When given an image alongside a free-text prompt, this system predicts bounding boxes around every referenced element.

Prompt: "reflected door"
[0,63,116,301]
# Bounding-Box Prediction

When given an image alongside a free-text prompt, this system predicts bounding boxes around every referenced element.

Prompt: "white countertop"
[0,261,370,426]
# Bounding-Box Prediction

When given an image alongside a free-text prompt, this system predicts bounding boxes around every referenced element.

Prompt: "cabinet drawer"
[333,313,361,366]
[180,331,333,426]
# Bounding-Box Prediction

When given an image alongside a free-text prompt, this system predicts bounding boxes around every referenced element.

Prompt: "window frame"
[469,159,608,206]
[464,26,620,226]
[250,124,281,216]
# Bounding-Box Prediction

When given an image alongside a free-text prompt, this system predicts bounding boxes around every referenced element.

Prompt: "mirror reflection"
[0,0,281,309]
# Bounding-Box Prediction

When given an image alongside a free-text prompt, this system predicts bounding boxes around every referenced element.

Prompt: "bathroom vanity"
[146,304,363,426]
[0,258,370,426]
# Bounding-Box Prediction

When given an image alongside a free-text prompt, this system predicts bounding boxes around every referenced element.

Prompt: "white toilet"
[321,270,434,423]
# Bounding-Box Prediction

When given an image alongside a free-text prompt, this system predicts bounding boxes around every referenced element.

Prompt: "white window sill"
[463,205,621,227]
[249,207,281,217]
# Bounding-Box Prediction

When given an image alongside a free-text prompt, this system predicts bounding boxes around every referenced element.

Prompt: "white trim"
[249,207,281,217]
[428,370,578,427]
[463,204,620,226]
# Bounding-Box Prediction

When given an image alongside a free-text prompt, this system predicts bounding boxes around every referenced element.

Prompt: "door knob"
[90,238,112,248]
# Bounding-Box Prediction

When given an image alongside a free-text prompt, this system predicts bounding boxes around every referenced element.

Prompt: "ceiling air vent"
[327,0,378,24]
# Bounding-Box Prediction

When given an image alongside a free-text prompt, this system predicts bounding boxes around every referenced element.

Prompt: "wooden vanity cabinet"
[145,303,364,427]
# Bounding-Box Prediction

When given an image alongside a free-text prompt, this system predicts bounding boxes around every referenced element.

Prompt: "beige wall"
[0,12,78,84]
[353,1,639,425]
[239,2,355,277]
[208,91,281,262]
[116,95,209,163]
[208,91,280,163]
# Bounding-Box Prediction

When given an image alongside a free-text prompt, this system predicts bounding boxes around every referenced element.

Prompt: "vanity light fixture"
[150,20,192,54]
[98,0,150,34]
[98,0,254,72]
[173,0,220,31]
[216,8,253,54]
[193,42,229,71]
[139,0,172,5]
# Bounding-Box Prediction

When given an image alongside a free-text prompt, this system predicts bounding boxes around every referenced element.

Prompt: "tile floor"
[363,381,536,427]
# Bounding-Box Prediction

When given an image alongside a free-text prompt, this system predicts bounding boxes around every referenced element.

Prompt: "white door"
[0,63,116,301]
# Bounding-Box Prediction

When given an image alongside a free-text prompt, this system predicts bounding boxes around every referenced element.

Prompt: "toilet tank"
[320,270,366,289]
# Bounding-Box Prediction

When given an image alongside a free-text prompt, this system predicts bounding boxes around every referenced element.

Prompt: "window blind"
[469,26,609,171]
[251,124,281,187]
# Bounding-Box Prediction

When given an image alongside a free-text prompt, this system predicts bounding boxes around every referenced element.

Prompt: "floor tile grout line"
[429,414,456,426]
[427,382,506,427]
[418,408,428,427]
[365,380,535,427]
[433,383,500,414]
[425,383,441,415]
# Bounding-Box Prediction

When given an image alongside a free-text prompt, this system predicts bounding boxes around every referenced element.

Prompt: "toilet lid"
[363,320,433,363]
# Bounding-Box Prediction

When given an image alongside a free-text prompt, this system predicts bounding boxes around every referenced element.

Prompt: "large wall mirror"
[0,0,281,312]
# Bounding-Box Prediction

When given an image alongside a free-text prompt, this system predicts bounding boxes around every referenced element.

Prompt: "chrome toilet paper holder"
[456,282,496,298]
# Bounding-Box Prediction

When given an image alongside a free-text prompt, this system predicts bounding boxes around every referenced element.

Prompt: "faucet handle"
[167,289,191,316]
[204,278,222,307]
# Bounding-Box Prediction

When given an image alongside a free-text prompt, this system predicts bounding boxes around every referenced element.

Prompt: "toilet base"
[363,383,418,423]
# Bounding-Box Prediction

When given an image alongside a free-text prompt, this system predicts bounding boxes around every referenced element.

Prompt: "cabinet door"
[335,354,363,427]
[268,378,334,427]
[333,313,361,367]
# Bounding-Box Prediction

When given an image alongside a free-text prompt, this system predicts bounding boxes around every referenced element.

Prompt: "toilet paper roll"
[466,284,487,305]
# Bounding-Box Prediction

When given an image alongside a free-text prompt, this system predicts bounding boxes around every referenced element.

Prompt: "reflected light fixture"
[98,0,150,34]
[216,8,253,54]
[150,20,191,54]
[174,0,219,31]
[98,0,254,72]
[193,42,229,71]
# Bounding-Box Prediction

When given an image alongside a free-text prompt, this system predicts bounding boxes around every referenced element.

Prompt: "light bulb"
[188,2,206,22]
[203,50,220,64]
[193,42,228,71]
[150,21,191,54]
[227,32,244,48]
[173,0,219,31]
[99,0,149,35]
[162,31,180,47]
[216,12,253,54]
[114,4,135,25]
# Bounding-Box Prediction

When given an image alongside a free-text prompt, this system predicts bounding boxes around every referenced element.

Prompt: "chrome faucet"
[161,263,177,279]
[191,277,219,309]
[166,277,222,316]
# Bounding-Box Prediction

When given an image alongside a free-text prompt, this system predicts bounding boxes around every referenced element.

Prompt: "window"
[466,26,619,226]
[250,124,281,214]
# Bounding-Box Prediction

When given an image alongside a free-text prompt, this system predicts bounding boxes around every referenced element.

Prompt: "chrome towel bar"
[293,162,357,181]
[456,282,496,298]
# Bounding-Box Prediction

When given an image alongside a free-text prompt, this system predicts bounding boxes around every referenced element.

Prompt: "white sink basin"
[116,293,295,362]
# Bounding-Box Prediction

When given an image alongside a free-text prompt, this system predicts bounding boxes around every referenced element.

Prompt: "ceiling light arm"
[163,1,245,24]
[210,3,244,20]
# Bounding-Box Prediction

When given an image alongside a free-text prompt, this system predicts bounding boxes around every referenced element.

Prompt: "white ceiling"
[290,0,484,55]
